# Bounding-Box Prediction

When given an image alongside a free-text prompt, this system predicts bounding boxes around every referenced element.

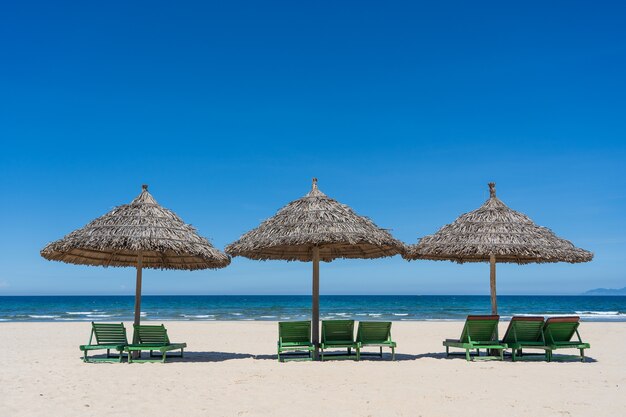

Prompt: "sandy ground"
[0,321,624,417]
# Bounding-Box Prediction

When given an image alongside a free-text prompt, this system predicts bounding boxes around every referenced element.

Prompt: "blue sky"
[0,1,624,295]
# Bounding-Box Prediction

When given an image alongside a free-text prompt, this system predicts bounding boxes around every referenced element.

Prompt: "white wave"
[515,312,626,319]
[575,311,620,315]
[55,318,92,321]
[355,313,367,316]
[368,313,382,317]
[280,317,291,320]
[66,311,93,315]
[28,315,60,319]
[87,314,112,318]
[393,313,409,316]
[259,315,277,318]
[424,318,458,321]
[230,312,242,316]
[578,314,626,320]
[181,314,214,319]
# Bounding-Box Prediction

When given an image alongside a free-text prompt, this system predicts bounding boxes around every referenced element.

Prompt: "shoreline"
[4,316,626,322]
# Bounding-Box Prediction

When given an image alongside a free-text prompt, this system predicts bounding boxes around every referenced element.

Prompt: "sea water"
[0,295,624,322]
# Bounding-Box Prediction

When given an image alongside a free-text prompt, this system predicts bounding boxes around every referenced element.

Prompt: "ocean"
[0,295,625,322]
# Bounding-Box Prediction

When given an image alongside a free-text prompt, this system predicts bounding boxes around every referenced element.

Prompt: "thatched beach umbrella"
[404,183,593,314]
[41,185,230,331]
[226,178,404,359]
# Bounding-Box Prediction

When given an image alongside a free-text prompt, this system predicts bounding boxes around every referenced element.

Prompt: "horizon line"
[0,293,617,297]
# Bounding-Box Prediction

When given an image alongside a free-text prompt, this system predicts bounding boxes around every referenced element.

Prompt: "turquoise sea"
[0,295,625,322]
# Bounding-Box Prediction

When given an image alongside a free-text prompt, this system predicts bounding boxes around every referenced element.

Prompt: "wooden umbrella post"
[133,253,143,346]
[312,246,320,360]
[490,253,497,315]
[489,253,499,356]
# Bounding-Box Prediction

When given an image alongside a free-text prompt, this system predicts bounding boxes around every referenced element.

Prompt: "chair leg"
[580,349,585,362]
[500,349,504,361]
[391,346,395,361]
[380,347,383,358]
[445,346,449,357]
[465,349,471,361]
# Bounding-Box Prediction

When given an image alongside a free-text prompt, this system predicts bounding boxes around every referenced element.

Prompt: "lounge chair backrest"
[543,316,580,343]
[502,316,544,343]
[322,320,355,343]
[356,321,392,343]
[92,322,128,345]
[460,315,499,343]
[134,324,170,344]
[279,321,311,344]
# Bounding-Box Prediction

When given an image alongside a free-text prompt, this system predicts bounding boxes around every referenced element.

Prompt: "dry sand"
[1,321,624,417]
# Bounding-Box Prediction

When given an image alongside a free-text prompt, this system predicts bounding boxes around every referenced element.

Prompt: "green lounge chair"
[320,320,359,361]
[356,321,396,360]
[125,324,187,363]
[277,321,315,362]
[79,322,128,363]
[501,316,549,361]
[543,316,590,362]
[443,315,507,361]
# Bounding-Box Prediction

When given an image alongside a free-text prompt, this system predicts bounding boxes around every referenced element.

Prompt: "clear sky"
[1,1,624,296]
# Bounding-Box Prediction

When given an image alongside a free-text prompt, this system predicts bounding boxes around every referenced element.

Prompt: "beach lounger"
[79,322,128,363]
[356,321,396,360]
[320,320,359,361]
[443,315,507,361]
[277,321,314,362]
[501,316,549,361]
[543,316,590,362]
[125,324,187,363]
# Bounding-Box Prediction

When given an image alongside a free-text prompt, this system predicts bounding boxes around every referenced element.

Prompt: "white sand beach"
[1,321,624,417]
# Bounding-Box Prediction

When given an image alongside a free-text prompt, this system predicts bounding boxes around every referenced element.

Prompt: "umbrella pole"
[133,253,143,348]
[312,246,320,360]
[489,254,499,357]
[489,254,497,315]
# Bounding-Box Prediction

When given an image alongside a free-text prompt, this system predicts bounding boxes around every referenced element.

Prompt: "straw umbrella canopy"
[225,178,405,359]
[41,185,230,330]
[404,183,593,314]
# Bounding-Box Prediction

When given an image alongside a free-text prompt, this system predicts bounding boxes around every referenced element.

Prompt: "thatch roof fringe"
[405,183,593,264]
[40,185,230,270]
[226,179,405,261]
